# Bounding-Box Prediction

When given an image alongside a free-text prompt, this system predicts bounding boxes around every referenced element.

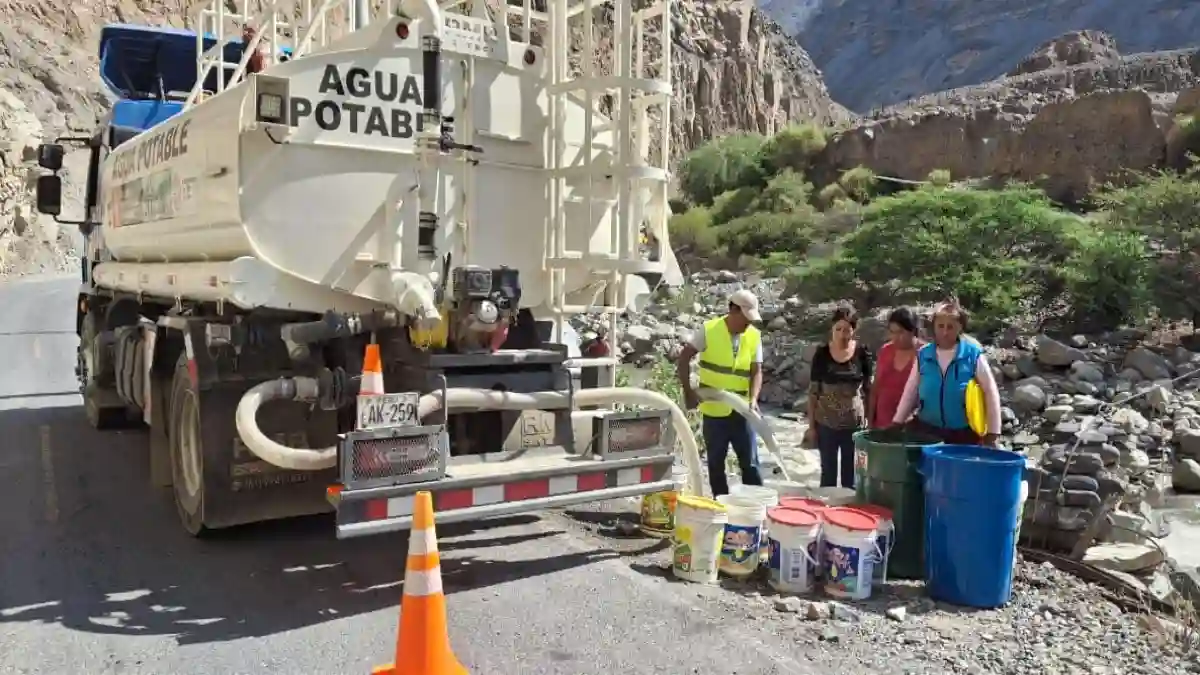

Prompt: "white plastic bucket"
[821,507,882,601]
[731,484,779,558]
[766,506,822,594]
[1014,481,1029,574]
[850,505,895,583]
[672,495,728,584]
[716,494,767,577]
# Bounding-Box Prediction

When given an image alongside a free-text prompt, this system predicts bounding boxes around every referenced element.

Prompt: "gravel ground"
[550,408,1200,675]
[557,499,1200,675]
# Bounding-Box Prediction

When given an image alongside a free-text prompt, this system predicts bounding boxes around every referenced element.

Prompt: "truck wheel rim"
[179,393,202,496]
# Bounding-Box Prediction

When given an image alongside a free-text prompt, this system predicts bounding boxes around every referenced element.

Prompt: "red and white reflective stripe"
[183,332,198,386]
[362,465,662,521]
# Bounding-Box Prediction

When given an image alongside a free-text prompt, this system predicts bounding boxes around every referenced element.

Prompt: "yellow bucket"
[640,465,689,536]
[640,490,680,537]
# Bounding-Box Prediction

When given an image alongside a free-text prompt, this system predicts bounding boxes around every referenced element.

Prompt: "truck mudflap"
[327,408,679,539]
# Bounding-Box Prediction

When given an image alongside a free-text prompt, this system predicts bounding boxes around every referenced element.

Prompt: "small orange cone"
[361,343,385,396]
[371,492,468,675]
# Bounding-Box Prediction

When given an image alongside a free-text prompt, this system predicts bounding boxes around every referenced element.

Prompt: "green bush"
[751,169,815,214]
[678,133,768,205]
[712,186,761,225]
[1093,171,1200,321]
[1061,227,1152,329]
[751,251,804,276]
[815,183,848,209]
[760,124,827,174]
[839,166,878,203]
[668,206,719,257]
[794,185,1078,330]
[927,169,952,187]
[717,211,815,259]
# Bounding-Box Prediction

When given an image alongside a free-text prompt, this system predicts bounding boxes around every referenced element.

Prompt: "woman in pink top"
[868,307,922,429]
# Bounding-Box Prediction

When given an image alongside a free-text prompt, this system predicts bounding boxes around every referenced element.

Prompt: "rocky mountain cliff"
[0,0,849,278]
[761,0,1200,111]
[806,31,1200,203]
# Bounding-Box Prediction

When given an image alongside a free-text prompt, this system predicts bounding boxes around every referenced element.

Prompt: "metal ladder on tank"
[184,0,402,108]
[513,0,673,385]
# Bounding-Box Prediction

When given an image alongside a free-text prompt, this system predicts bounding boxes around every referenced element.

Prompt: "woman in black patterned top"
[804,305,873,488]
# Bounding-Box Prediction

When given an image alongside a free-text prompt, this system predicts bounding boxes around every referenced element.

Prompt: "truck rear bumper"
[330,453,675,539]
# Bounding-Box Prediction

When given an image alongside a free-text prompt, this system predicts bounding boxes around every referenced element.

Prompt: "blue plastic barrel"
[921,444,1026,608]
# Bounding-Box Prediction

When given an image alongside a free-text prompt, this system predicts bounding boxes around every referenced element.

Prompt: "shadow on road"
[0,401,610,645]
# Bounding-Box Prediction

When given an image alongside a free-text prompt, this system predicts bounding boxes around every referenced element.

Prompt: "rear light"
[256,92,284,123]
[396,22,410,40]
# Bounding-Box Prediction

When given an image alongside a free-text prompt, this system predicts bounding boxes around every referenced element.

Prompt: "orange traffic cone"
[371,491,467,675]
[361,343,385,396]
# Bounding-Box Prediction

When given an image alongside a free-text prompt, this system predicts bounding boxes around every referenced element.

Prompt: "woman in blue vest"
[890,299,1002,446]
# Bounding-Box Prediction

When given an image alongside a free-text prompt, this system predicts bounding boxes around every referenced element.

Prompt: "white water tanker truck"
[32,0,701,538]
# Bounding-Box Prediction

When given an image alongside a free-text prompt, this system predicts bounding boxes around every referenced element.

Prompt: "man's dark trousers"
[703,412,763,497]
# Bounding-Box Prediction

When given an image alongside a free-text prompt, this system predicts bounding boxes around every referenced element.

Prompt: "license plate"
[356,392,420,430]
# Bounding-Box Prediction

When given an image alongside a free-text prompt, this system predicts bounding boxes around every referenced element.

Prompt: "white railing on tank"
[185,0,402,107]
[518,0,672,382]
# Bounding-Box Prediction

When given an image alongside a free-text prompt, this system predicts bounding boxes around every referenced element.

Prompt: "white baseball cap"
[729,289,762,322]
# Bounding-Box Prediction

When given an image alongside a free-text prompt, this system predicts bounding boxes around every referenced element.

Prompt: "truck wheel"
[169,354,208,536]
[80,314,131,430]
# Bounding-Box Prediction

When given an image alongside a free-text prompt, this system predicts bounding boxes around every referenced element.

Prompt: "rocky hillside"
[762,0,1200,111]
[808,32,1200,202]
[0,0,849,279]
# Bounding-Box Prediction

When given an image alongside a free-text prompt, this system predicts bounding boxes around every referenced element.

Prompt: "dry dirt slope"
[0,0,849,279]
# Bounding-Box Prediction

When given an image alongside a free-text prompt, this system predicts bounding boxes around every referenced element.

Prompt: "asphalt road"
[0,275,818,675]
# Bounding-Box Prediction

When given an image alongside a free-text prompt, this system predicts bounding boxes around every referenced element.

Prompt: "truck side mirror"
[36,175,62,216]
[37,143,64,171]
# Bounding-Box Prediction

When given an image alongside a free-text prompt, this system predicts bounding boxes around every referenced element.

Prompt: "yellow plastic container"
[640,490,679,536]
[640,465,688,536]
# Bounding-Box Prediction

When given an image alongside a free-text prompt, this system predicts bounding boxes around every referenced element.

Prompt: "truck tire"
[169,353,208,536]
[81,313,130,430]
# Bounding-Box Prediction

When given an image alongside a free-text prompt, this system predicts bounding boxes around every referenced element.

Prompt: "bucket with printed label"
[821,507,882,601]
[672,495,728,584]
[849,504,895,584]
[640,465,689,537]
[731,484,779,559]
[716,494,767,578]
[766,506,822,594]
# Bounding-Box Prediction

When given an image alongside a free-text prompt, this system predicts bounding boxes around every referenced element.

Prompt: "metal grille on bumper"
[339,424,448,491]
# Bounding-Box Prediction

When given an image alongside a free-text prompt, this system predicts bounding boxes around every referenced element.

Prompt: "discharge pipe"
[695,386,804,481]
[234,382,705,493]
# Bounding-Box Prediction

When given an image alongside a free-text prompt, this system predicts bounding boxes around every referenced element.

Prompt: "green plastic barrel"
[852,428,942,580]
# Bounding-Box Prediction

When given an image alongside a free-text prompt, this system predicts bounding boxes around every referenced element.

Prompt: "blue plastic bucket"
[921,444,1025,608]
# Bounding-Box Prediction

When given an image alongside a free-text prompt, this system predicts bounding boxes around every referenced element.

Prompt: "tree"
[1093,170,1200,322]
[751,170,815,214]
[677,133,768,206]
[668,206,718,257]
[716,211,816,259]
[1061,227,1151,330]
[926,169,952,187]
[760,124,827,174]
[795,184,1079,330]
[838,166,878,203]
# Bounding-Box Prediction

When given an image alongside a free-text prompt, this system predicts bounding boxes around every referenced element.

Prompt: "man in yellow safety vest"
[676,289,765,497]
